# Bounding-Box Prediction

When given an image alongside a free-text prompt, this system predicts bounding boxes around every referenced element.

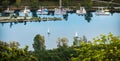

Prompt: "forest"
[0,0,120,9]
[0,33,120,61]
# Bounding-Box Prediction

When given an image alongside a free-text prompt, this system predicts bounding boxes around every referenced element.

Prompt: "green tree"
[33,34,45,52]
[0,41,38,61]
[84,0,93,9]
[31,0,39,10]
[9,41,20,48]
[15,0,21,7]
[2,0,10,8]
[71,33,120,61]
[57,37,69,48]
[85,12,93,23]
[62,0,69,7]
[73,37,79,47]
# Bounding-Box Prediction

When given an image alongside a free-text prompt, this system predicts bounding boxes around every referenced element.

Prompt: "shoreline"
[0,5,120,12]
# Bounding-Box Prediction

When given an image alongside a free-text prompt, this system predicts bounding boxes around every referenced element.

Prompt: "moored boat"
[54,8,67,15]
[4,7,14,14]
[23,6,30,14]
[37,7,48,15]
[96,7,110,15]
[76,7,86,15]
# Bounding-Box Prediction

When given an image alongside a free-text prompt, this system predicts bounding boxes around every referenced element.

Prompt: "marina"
[0,0,120,60]
[0,7,119,23]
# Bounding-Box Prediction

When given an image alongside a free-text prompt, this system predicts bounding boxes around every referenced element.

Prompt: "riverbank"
[0,0,120,12]
[0,5,120,12]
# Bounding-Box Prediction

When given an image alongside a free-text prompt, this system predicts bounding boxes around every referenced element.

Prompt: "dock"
[0,16,63,23]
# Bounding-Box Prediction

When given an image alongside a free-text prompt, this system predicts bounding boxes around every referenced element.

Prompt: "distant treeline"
[0,0,119,11]
[0,0,120,6]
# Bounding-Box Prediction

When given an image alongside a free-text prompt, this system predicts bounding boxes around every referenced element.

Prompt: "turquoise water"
[0,12,120,50]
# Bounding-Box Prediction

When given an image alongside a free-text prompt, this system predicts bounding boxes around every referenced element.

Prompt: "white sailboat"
[76,7,86,15]
[19,6,31,16]
[47,28,50,35]
[23,6,30,14]
[54,0,67,15]
[75,32,78,38]
[54,8,66,15]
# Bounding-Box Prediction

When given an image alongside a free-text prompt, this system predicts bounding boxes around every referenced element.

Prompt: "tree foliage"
[57,37,69,48]
[15,0,21,7]
[0,41,38,61]
[1,0,10,8]
[1,33,120,61]
[30,0,39,9]
[71,33,120,61]
[33,34,45,52]
[84,0,93,9]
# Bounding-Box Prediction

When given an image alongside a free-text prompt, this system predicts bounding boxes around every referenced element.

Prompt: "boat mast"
[59,0,62,8]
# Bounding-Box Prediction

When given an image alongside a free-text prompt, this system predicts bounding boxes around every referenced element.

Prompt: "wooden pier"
[0,16,63,23]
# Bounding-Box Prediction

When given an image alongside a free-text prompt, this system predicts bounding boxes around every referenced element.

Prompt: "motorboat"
[76,7,86,15]
[96,7,110,15]
[37,7,48,15]
[4,7,14,14]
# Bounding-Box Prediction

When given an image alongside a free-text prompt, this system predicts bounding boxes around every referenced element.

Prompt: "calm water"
[0,12,120,50]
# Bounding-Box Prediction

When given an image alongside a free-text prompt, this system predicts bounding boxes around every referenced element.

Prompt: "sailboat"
[54,8,66,15]
[47,28,50,35]
[19,6,31,17]
[75,32,78,38]
[76,7,86,15]
[23,6,30,14]
[54,0,67,15]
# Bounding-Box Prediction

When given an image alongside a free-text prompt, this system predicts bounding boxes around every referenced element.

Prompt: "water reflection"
[1,10,117,22]
[85,12,93,23]
[0,22,5,26]
[31,10,38,17]
[63,14,68,21]
[14,10,20,16]
[7,21,27,28]
[0,11,120,50]
[48,11,54,16]
[1,11,120,28]
[10,22,13,28]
